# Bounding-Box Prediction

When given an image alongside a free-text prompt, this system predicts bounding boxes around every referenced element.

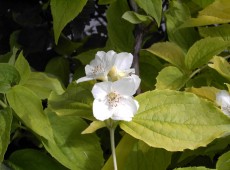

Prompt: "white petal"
[114,53,133,70]
[92,81,112,99]
[112,75,140,96]
[76,76,94,83]
[95,51,106,60]
[85,65,94,75]
[111,97,138,121]
[216,90,230,106]
[93,99,112,121]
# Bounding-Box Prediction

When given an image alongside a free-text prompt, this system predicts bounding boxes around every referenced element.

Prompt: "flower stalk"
[109,127,117,170]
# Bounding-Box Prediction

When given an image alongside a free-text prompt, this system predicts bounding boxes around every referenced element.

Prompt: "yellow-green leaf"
[156,66,188,90]
[146,42,186,70]
[185,37,230,70]
[216,151,230,170]
[120,90,230,151]
[208,56,230,81]
[82,121,106,134]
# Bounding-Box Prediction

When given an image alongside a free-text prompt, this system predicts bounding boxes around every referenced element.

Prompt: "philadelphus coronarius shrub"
[77,50,140,122]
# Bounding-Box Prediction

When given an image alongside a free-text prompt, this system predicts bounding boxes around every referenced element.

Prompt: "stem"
[109,127,117,170]
[0,100,7,108]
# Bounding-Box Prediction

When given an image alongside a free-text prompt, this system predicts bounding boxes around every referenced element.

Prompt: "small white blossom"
[216,90,230,116]
[91,75,140,121]
[76,50,135,83]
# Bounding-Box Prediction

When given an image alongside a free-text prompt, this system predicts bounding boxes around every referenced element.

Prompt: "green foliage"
[122,11,152,24]
[8,149,67,170]
[134,0,162,26]
[6,85,53,141]
[216,151,230,170]
[120,90,230,151]
[184,37,230,70]
[0,108,12,162]
[106,0,135,52]
[156,66,188,90]
[1,0,230,169]
[42,111,104,170]
[0,64,20,93]
[50,0,87,43]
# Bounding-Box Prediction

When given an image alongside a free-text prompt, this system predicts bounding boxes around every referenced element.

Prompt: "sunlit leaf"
[15,52,31,85]
[122,11,152,24]
[156,66,188,90]
[208,56,230,81]
[6,85,53,141]
[185,37,230,70]
[82,121,106,134]
[120,90,230,151]
[23,72,65,99]
[0,63,20,93]
[185,86,219,102]
[146,41,186,70]
[173,167,215,170]
[134,0,162,26]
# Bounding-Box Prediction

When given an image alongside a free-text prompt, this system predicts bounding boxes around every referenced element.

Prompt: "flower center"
[92,64,104,74]
[107,92,121,108]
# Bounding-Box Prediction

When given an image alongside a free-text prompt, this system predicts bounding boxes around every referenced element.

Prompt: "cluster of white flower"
[77,50,140,121]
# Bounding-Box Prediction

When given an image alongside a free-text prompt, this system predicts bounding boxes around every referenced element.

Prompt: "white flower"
[76,50,135,83]
[91,75,140,121]
[216,90,230,116]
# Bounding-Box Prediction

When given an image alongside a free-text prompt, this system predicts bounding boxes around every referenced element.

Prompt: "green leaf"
[192,0,215,8]
[107,0,135,52]
[185,37,230,70]
[120,90,230,151]
[125,140,172,170]
[199,24,230,41]
[165,1,200,51]
[102,134,137,170]
[8,149,67,170]
[42,111,104,170]
[156,66,188,90]
[0,63,20,93]
[180,0,230,28]
[217,151,230,170]
[15,52,31,85]
[45,57,70,86]
[174,167,215,170]
[185,86,219,102]
[50,0,87,44]
[23,72,65,99]
[146,41,186,70]
[134,0,162,26]
[48,81,94,120]
[122,11,152,24]
[208,56,230,81]
[0,108,12,162]
[6,85,53,141]
[82,121,106,134]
